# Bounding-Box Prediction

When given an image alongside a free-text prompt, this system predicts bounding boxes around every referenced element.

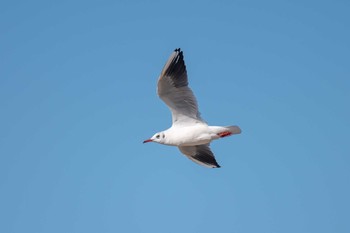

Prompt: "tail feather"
[226,125,241,135]
[210,125,241,139]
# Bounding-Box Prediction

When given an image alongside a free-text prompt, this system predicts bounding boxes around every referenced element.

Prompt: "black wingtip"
[160,48,187,88]
[174,48,183,56]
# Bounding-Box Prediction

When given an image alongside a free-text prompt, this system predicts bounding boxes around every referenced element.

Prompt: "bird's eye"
[156,135,160,139]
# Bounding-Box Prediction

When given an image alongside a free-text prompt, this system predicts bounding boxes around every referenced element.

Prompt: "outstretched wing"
[178,144,221,168]
[157,48,204,126]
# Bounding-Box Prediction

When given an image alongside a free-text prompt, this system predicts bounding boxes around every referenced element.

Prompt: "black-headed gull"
[143,48,241,168]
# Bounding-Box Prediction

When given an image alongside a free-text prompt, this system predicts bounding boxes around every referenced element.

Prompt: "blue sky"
[1,0,349,232]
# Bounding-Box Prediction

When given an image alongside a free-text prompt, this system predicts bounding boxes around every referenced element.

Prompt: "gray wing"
[157,48,204,126]
[178,144,221,168]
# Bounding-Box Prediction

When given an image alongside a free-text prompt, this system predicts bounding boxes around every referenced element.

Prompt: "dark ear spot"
[162,134,165,138]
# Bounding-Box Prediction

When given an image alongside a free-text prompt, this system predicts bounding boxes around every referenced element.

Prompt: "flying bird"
[143,48,241,168]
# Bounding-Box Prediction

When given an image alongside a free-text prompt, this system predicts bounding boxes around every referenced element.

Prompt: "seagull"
[143,48,241,168]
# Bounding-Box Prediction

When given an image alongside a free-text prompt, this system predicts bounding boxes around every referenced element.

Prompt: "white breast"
[164,124,212,146]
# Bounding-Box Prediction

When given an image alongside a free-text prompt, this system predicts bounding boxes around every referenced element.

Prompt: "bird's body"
[143,48,241,168]
[158,124,212,146]
[160,124,240,147]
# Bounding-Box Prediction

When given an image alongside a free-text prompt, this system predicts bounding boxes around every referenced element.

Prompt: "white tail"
[226,125,242,135]
[209,125,241,139]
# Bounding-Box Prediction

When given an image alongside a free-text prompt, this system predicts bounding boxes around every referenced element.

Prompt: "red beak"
[143,139,153,143]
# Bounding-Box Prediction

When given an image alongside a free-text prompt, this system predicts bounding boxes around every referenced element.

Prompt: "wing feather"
[178,144,221,168]
[157,48,204,126]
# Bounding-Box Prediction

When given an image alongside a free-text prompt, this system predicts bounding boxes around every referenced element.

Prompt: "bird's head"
[143,132,166,144]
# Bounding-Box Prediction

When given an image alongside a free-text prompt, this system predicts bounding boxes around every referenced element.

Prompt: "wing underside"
[157,49,204,125]
[178,144,221,168]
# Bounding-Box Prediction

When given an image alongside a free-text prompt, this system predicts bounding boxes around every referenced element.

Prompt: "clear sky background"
[1,0,349,232]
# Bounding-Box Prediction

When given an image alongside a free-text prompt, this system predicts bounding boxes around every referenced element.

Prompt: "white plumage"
[143,48,241,168]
